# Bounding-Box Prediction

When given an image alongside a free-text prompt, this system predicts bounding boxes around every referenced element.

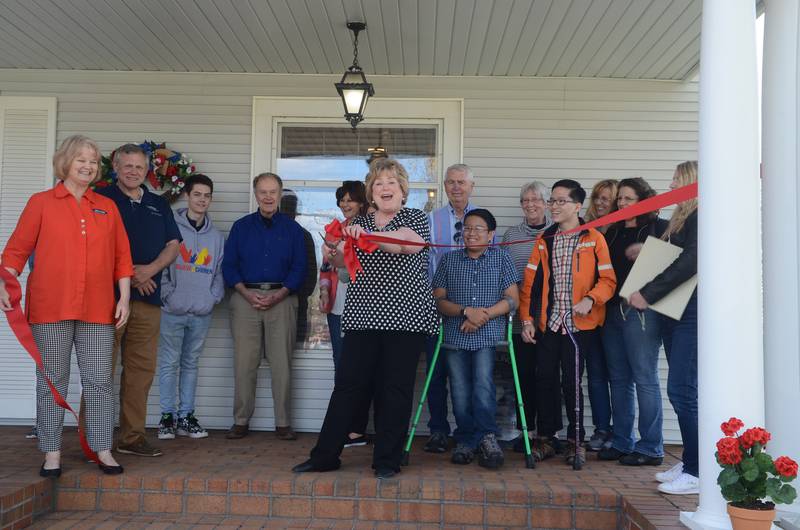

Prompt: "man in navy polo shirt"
[97,143,181,457]
[222,172,307,441]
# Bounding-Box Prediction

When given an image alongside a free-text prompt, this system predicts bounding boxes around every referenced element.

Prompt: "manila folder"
[619,236,697,321]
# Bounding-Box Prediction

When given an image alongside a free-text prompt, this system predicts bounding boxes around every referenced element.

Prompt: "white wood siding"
[0,96,56,420]
[0,70,697,443]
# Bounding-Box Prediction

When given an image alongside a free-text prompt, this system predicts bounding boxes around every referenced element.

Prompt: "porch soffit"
[0,0,744,81]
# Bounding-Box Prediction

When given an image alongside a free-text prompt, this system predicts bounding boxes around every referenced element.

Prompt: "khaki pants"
[116,300,161,446]
[230,290,298,427]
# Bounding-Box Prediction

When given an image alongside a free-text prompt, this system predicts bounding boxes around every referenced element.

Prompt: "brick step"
[53,472,622,528]
[0,477,52,529]
[1,427,696,529]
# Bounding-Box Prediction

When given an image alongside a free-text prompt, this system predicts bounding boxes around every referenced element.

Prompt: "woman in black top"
[597,178,668,467]
[629,161,699,495]
[293,158,438,478]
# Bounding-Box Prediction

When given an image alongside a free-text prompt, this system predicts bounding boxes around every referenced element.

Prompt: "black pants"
[310,330,426,472]
[511,334,539,432]
[535,328,593,442]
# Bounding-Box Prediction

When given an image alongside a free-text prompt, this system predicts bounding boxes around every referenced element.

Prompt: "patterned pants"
[31,320,115,453]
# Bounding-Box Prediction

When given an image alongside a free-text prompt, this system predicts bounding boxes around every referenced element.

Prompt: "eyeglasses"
[547,198,578,207]
[463,226,489,234]
[521,198,545,205]
[453,221,463,243]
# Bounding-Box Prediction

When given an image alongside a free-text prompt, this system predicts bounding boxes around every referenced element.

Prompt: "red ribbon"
[324,219,379,282]
[0,267,99,463]
[328,183,697,274]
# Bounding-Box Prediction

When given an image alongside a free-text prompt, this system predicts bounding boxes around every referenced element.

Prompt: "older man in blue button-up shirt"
[222,172,307,441]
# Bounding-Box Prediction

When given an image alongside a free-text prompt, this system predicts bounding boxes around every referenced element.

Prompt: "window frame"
[251,97,463,214]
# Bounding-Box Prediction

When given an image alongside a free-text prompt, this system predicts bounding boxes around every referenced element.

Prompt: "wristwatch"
[460,306,468,318]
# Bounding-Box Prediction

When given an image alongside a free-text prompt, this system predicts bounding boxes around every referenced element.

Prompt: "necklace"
[373,211,397,230]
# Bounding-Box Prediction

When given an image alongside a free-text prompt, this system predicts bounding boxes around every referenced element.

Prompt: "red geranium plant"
[716,417,797,509]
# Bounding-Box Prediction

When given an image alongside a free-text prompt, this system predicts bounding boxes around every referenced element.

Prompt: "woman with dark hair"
[294,158,438,478]
[629,162,699,495]
[319,180,369,447]
[597,178,668,467]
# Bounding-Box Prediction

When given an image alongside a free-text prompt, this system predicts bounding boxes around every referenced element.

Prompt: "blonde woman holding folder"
[628,161,699,496]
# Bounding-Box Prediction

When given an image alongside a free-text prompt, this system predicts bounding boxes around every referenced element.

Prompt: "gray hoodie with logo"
[160,208,225,316]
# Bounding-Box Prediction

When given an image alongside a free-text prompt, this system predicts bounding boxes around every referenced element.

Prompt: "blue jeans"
[327,313,343,372]
[602,301,664,457]
[585,331,612,433]
[661,292,698,476]
[425,334,451,436]
[445,346,498,447]
[157,311,212,416]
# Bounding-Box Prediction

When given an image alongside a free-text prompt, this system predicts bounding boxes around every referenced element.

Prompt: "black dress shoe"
[619,452,664,466]
[291,459,340,473]
[374,468,398,479]
[39,463,61,478]
[98,462,124,475]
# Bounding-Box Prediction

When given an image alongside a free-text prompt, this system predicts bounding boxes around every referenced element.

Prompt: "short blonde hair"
[53,135,102,183]
[365,158,410,205]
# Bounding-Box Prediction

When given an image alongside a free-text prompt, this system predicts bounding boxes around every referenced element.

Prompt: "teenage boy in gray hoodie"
[157,174,225,440]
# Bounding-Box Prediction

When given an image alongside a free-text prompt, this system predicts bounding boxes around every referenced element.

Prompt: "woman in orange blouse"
[0,135,133,477]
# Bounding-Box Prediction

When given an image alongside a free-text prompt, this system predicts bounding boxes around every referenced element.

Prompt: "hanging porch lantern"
[335,22,375,129]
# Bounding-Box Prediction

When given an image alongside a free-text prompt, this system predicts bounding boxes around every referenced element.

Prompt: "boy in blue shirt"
[432,209,519,469]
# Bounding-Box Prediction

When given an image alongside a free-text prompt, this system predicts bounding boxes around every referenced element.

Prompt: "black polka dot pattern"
[341,208,438,335]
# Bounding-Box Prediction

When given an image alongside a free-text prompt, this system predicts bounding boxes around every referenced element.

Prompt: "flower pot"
[727,504,776,530]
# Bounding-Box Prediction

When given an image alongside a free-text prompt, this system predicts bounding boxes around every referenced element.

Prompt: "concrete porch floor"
[0,426,698,529]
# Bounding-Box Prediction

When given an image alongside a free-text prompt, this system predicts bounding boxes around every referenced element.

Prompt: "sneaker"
[587,430,612,452]
[451,444,474,465]
[657,472,699,495]
[598,447,628,461]
[619,452,663,466]
[343,434,369,448]
[158,413,176,440]
[25,427,38,439]
[423,432,449,453]
[531,437,556,462]
[564,440,587,468]
[655,462,684,483]
[477,433,504,469]
[117,439,163,457]
[176,413,208,439]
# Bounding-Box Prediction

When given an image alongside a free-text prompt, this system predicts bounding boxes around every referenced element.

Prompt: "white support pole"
[762,0,800,520]
[682,1,763,529]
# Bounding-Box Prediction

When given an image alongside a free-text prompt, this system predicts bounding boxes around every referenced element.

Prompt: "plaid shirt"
[548,232,581,333]
[432,247,519,350]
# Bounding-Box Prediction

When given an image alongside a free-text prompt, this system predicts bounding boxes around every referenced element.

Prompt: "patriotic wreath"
[95,140,198,203]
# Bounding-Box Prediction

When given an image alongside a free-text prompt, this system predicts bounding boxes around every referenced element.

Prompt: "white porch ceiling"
[0,0,705,80]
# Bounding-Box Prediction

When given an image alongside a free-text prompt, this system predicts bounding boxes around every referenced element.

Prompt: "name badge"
[92,208,107,215]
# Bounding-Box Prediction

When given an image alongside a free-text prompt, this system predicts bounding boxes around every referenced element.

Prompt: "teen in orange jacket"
[519,179,616,468]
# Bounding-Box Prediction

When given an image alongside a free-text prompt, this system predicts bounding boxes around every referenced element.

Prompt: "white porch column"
[682,1,763,529]
[762,0,800,521]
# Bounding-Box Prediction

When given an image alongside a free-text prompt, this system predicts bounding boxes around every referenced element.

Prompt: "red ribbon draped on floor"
[327,182,698,281]
[0,267,99,463]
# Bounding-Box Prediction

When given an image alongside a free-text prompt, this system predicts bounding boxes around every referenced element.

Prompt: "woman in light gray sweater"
[501,181,551,456]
